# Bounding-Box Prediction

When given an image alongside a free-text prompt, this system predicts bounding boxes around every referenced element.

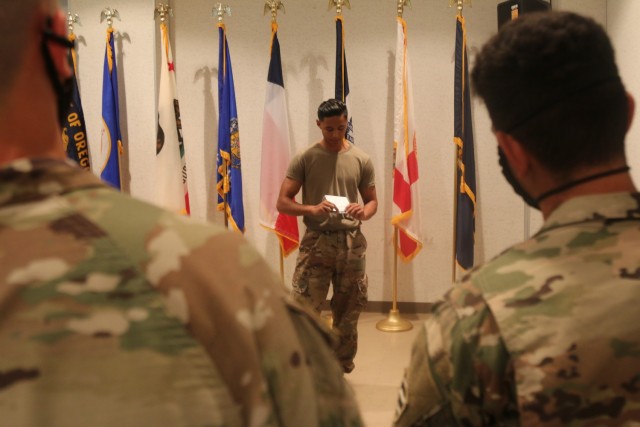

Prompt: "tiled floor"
[339,311,427,427]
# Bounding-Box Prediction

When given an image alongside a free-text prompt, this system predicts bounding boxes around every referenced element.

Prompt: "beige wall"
[608,0,640,187]
[66,0,636,304]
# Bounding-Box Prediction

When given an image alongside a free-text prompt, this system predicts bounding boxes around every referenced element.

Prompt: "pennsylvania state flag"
[454,15,477,271]
[335,15,354,143]
[216,24,245,233]
[99,27,123,189]
[62,33,91,170]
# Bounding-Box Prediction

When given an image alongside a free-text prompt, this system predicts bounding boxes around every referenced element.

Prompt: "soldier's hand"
[345,203,365,220]
[310,200,337,217]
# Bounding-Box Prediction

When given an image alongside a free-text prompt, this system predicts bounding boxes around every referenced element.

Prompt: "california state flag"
[392,17,423,261]
[259,23,299,255]
[156,22,190,215]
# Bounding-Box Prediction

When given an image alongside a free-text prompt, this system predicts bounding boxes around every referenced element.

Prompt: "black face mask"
[41,19,75,128]
[498,146,539,209]
[499,146,631,209]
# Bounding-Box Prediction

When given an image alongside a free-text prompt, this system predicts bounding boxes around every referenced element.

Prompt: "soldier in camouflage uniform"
[277,99,378,373]
[0,2,363,426]
[395,11,640,427]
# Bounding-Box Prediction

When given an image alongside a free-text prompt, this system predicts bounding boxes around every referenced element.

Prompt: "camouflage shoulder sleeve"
[141,210,364,427]
[394,278,518,426]
[0,179,361,427]
[285,299,364,426]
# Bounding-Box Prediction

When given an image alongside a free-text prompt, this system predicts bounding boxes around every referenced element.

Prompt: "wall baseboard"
[321,300,432,315]
[365,301,432,314]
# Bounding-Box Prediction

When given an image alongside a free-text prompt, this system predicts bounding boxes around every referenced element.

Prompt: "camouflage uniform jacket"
[0,158,363,427]
[395,192,640,426]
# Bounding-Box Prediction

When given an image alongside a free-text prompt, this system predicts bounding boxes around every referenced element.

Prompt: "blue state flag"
[62,35,91,171]
[99,28,123,189]
[216,24,245,233]
[454,15,477,271]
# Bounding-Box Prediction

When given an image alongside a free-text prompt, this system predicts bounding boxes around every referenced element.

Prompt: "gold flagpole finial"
[67,12,80,34]
[328,0,351,16]
[397,0,411,17]
[100,7,120,29]
[449,0,471,16]
[155,4,173,23]
[264,0,285,23]
[213,3,232,24]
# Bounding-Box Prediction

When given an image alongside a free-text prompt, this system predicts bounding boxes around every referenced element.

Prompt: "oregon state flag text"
[454,15,477,271]
[335,15,354,143]
[98,28,123,189]
[392,17,423,262]
[216,24,245,233]
[259,23,299,256]
[156,22,190,215]
[62,33,91,171]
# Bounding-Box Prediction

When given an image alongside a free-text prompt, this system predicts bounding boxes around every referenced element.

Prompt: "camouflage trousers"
[291,228,368,373]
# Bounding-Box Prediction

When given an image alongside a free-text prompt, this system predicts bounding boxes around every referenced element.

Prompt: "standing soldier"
[278,99,378,373]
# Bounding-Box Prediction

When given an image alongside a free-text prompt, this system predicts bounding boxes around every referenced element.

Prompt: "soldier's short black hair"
[471,11,628,177]
[317,99,348,121]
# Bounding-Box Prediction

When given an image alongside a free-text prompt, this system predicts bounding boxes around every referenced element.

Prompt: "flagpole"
[279,246,285,283]
[265,0,285,23]
[328,0,351,15]
[377,227,412,332]
[450,0,470,284]
[66,13,80,74]
[376,0,413,333]
[99,7,123,190]
[215,3,232,230]
[265,0,287,283]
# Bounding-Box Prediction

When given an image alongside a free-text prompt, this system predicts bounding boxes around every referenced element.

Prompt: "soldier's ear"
[626,92,635,133]
[495,131,531,180]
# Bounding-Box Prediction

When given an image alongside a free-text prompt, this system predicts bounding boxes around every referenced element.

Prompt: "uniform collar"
[538,192,640,236]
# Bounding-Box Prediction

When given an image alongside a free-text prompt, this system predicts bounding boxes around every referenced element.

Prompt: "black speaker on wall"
[498,0,551,29]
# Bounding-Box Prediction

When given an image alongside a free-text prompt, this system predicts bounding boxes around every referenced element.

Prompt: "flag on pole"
[392,17,423,262]
[216,24,245,233]
[61,33,91,171]
[259,23,299,256]
[454,15,477,271]
[335,15,354,143]
[156,22,190,215]
[98,27,123,189]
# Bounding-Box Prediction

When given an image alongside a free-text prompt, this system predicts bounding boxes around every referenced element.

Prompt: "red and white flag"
[392,17,423,261]
[156,22,190,215]
[259,24,299,256]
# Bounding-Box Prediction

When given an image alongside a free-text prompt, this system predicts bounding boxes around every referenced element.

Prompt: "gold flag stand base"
[376,228,413,333]
[376,308,412,332]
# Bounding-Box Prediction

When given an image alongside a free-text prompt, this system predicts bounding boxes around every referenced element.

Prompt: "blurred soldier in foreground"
[395,11,640,426]
[0,1,363,426]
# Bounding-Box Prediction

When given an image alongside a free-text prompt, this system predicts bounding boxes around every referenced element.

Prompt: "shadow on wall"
[194,66,220,223]
[468,45,485,267]
[116,32,132,193]
[301,53,328,143]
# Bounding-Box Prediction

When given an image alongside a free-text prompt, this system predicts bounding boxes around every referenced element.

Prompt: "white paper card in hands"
[323,195,350,214]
